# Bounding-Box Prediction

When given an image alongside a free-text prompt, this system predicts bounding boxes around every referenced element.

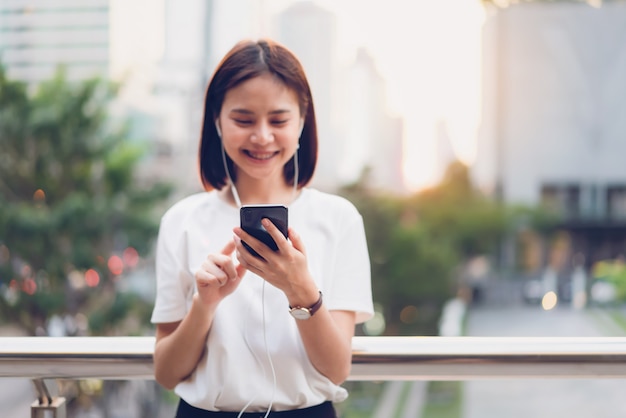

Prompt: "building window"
[607,186,626,221]
[541,184,580,219]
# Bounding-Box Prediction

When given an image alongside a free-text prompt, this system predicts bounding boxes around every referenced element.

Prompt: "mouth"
[243,150,279,161]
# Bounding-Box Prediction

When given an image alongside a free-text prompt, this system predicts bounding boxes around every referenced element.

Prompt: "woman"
[151,39,373,417]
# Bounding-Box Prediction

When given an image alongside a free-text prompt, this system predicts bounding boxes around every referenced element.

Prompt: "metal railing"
[3,336,626,416]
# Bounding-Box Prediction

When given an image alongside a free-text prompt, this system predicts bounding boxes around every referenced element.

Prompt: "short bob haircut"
[199,39,318,191]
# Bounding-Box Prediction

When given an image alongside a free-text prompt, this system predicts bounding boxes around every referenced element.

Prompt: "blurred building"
[0,0,110,82]
[148,0,216,199]
[344,48,405,192]
[276,1,341,191]
[475,2,626,268]
[0,0,219,200]
[435,120,458,181]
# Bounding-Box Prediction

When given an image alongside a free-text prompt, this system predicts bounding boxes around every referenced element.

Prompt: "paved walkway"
[462,305,626,418]
[0,378,33,418]
[371,381,427,418]
[0,326,33,417]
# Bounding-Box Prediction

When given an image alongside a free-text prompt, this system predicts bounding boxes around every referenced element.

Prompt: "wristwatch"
[289,291,323,320]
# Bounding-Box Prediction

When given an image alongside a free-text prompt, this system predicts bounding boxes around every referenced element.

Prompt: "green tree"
[341,161,513,335]
[0,66,172,335]
[412,161,510,259]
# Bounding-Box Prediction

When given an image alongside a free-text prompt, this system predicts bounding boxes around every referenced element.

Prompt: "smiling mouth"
[244,150,279,161]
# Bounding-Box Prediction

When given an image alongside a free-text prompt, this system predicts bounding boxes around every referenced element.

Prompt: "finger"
[220,259,238,281]
[201,257,233,285]
[235,262,247,278]
[288,227,306,255]
[195,268,225,287]
[219,242,239,281]
[234,227,268,261]
[235,248,264,276]
[207,249,238,280]
[221,239,236,256]
[261,218,288,249]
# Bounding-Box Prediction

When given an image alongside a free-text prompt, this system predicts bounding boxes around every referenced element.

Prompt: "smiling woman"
[216,73,303,199]
[150,38,373,417]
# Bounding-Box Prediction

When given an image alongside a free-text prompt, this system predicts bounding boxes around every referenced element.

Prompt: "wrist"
[289,291,323,320]
[192,293,218,316]
[285,280,319,308]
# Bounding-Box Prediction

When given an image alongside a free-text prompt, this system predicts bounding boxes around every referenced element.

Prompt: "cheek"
[279,130,301,148]
[221,140,245,166]
[221,133,245,152]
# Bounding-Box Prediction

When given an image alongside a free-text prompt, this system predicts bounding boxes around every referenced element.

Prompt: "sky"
[110,0,486,191]
[255,0,487,190]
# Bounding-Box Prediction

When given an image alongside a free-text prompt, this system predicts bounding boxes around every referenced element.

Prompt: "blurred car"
[589,279,617,305]
[523,279,545,305]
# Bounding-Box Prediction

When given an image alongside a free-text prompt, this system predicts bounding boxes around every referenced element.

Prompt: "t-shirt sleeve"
[150,212,194,324]
[327,208,374,324]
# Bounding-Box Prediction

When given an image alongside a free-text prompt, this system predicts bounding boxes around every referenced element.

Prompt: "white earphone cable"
[237,280,275,418]
[220,137,299,417]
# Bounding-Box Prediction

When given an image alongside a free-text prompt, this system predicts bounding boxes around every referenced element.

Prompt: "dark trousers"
[176,398,337,418]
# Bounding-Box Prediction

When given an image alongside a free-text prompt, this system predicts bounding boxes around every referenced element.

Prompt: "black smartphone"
[240,205,288,259]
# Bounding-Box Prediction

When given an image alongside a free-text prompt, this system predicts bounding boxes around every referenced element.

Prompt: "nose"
[251,121,273,145]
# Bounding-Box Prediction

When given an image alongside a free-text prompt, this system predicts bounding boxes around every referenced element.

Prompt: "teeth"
[248,151,275,160]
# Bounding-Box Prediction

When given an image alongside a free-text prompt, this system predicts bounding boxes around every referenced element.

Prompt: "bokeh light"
[363,304,386,336]
[108,255,124,275]
[400,305,419,324]
[33,188,46,203]
[85,269,100,287]
[542,291,558,311]
[22,278,37,295]
[20,264,32,278]
[68,270,85,289]
[122,247,139,268]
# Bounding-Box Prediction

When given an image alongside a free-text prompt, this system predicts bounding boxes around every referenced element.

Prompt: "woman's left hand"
[235,219,355,385]
[233,219,316,301]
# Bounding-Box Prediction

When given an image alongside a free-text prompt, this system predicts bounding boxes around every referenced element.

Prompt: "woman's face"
[217,73,303,186]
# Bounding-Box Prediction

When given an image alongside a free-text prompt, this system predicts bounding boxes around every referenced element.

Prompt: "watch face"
[290,308,311,320]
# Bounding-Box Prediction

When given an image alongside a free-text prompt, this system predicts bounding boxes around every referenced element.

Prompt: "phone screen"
[240,205,288,259]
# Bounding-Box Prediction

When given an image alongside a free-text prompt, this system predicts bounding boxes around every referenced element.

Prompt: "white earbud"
[298,119,304,138]
[215,120,222,138]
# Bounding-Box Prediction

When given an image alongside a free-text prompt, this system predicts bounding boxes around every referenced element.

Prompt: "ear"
[215,120,222,138]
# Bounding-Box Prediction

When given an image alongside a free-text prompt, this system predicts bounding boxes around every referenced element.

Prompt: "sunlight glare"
[542,291,558,311]
[391,0,485,190]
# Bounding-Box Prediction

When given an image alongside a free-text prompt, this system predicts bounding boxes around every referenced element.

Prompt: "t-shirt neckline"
[213,187,309,213]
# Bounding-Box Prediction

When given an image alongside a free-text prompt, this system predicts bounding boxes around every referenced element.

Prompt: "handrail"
[2,336,626,381]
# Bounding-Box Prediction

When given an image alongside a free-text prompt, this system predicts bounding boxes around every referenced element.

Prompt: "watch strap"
[289,291,323,319]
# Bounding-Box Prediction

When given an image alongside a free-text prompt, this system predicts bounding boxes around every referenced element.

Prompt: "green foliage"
[341,161,513,335]
[88,292,154,335]
[592,259,626,301]
[0,65,172,334]
[422,381,463,418]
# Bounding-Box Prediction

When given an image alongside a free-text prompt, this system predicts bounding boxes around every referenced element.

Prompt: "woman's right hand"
[195,239,247,306]
[155,240,246,390]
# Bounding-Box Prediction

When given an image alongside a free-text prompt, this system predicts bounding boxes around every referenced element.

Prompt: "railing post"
[31,379,66,418]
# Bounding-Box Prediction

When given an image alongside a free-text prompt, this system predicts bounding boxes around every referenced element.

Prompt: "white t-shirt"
[151,188,374,412]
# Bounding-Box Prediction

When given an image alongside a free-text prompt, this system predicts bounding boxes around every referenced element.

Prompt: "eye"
[271,120,288,126]
[234,119,253,125]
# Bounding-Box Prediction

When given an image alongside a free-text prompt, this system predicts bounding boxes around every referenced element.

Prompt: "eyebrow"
[229,109,292,116]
